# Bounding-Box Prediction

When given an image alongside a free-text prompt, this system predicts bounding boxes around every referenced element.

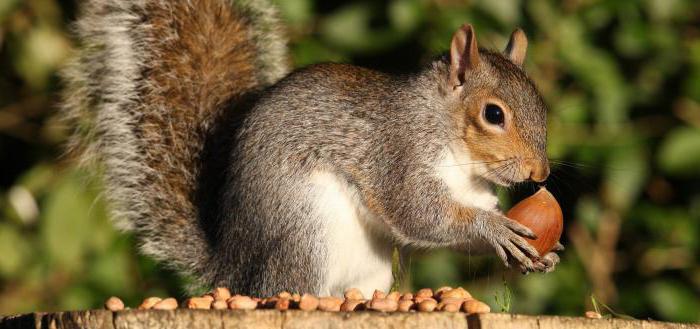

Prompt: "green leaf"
[0,222,30,277]
[40,173,95,272]
[603,145,648,211]
[647,280,700,322]
[657,127,700,176]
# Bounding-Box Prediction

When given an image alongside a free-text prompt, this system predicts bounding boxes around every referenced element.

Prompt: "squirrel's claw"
[553,242,565,251]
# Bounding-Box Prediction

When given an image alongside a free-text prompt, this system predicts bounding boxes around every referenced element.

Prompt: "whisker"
[437,157,516,168]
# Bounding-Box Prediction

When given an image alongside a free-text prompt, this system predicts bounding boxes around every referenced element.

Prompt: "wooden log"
[1,310,698,329]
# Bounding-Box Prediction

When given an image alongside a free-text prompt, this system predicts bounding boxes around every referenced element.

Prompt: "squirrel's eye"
[483,104,505,127]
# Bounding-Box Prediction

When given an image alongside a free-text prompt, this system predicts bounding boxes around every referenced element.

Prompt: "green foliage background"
[1,0,699,323]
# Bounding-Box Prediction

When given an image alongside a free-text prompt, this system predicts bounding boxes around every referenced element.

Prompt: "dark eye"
[483,104,505,127]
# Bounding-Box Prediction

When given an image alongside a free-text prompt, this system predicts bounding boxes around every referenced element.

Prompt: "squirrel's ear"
[450,24,480,88]
[504,28,528,66]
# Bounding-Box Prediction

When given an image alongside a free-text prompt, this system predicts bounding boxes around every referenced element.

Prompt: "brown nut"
[275,298,291,311]
[228,296,257,310]
[291,293,301,303]
[212,287,232,301]
[277,291,292,299]
[454,287,473,300]
[340,299,366,312]
[152,298,178,310]
[138,297,162,310]
[212,299,228,310]
[438,300,463,312]
[298,294,319,311]
[372,290,386,300]
[368,298,398,312]
[386,291,401,302]
[440,288,471,300]
[506,186,564,255]
[400,293,414,301]
[104,297,125,311]
[415,288,433,299]
[202,295,215,302]
[318,297,343,312]
[186,297,212,309]
[417,299,438,312]
[397,299,414,312]
[585,311,603,319]
[436,286,452,295]
[462,300,490,314]
[344,288,364,300]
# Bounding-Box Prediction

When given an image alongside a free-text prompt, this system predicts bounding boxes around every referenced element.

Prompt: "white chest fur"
[435,145,499,211]
[309,171,394,298]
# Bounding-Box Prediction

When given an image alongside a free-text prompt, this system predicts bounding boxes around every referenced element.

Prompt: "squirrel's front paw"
[476,213,541,272]
[533,242,564,273]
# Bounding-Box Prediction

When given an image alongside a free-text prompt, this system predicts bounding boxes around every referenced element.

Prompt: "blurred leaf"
[603,146,648,210]
[40,173,94,271]
[291,39,347,67]
[389,0,423,33]
[14,25,71,89]
[320,4,374,52]
[0,0,19,21]
[657,127,700,176]
[273,0,312,27]
[647,280,700,323]
[87,239,134,295]
[474,0,521,26]
[0,222,30,277]
[411,250,460,288]
[576,196,602,232]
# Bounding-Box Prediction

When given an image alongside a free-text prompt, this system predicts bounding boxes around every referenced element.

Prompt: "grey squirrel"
[62,0,562,297]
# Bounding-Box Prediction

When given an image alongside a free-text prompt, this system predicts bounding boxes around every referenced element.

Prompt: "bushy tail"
[61,0,289,285]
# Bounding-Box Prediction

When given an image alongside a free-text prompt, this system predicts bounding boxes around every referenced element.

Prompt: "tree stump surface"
[1,310,698,329]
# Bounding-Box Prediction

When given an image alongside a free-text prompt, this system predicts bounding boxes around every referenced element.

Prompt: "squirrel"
[62,0,563,297]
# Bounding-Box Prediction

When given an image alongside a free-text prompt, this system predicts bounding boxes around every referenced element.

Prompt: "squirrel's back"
[61,0,289,286]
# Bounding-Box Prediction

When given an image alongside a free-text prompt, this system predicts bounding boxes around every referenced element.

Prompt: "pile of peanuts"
[104,286,490,314]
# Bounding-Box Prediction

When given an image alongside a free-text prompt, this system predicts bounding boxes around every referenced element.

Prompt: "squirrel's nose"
[526,159,550,182]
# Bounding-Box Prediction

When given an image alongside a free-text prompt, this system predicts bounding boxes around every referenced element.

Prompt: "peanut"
[437,299,463,312]
[318,296,343,312]
[368,298,398,312]
[344,288,364,300]
[386,291,401,302]
[400,293,413,301]
[372,289,386,300]
[275,298,290,311]
[291,293,301,303]
[152,298,178,310]
[415,288,433,299]
[138,297,162,310]
[397,299,414,312]
[417,298,438,312]
[340,299,366,312]
[585,311,602,319]
[440,288,470,300]
[104,297,124,311]
[212,287,231,301]
[298,294,319,311]
[185,297,212,309]
[453,287,472,300]
[228,296,257,310]
[462,300,490,314]
[435,286,452,295]
[211,299,228,310]
[277,291,292,299]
